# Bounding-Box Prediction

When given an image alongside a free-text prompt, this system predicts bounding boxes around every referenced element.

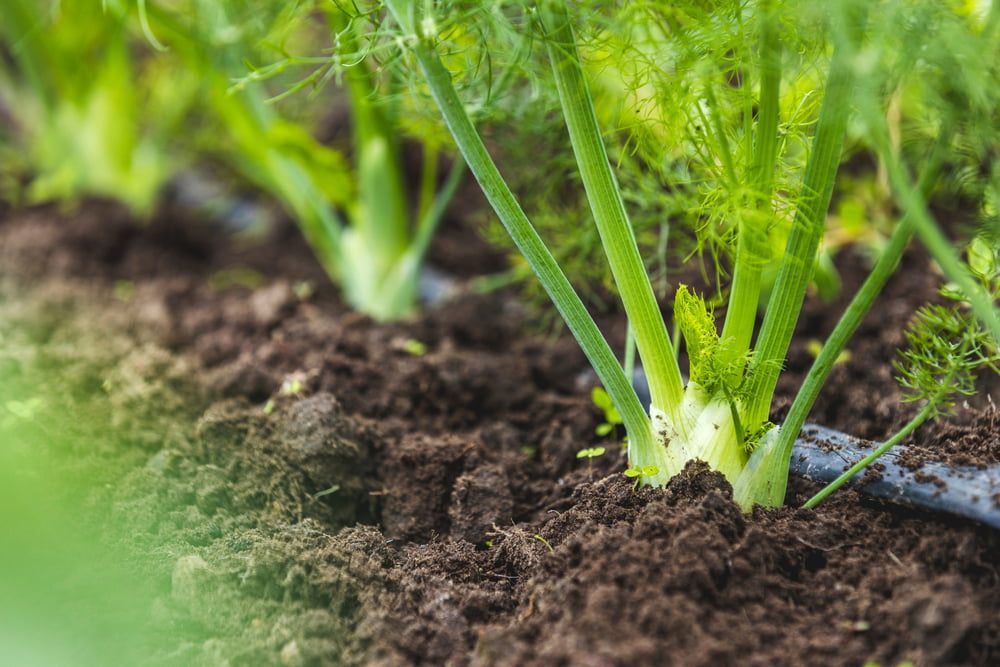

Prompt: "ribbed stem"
[753,134,948,507]
[743,24,858,429]
[720,6,782,363]
[384,0,658,461]
[539,2,685,431]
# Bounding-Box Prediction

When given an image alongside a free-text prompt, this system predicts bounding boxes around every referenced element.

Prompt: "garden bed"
[3,200,998,666]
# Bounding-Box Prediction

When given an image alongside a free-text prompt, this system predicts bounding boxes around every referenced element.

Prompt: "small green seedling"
[279,376,305,397]
[624,465,660,491]
[576,446,606,480]
[805,340,851,365]
[401,338,427,356]
[591,387,623,438]
[266,374,308,413]
[292,281,314,302]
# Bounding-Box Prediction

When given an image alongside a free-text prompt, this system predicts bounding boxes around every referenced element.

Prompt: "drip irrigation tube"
[792,424,1000,529]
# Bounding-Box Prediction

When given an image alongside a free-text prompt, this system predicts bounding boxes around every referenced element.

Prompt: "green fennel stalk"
[0,0,171,212]
[382,0,659,465]
[719,4,782,364]
[381,0,996,510]
[740,20,859,432]
[749,133,950,507]
[144,0,463,321]
[539,3,686,445]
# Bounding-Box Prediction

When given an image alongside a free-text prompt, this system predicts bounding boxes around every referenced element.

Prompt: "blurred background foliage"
[0,0,352,216]
[0,0,997,316]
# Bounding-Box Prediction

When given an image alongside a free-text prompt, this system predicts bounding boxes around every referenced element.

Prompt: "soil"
[2,199,999,667]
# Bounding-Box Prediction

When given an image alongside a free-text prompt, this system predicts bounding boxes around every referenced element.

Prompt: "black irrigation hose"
[792,424,1000,530]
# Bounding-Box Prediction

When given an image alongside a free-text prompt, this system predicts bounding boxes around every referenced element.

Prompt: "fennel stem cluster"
[379,0,1000,509]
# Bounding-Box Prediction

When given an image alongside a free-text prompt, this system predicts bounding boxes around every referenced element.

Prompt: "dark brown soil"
[898,406,1000,471]
[2,200,998,667]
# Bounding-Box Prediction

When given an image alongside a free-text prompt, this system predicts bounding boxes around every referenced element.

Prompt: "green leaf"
[674,284,720,388]
[280,377,305,396]
[293,281,315,301]
[402,338,427,356]
[592,386,622,426]
[591,386,613,411]
[624,464,659,478]
[595,423,613,436]
[577,446,607,459]
[968,236,996,279]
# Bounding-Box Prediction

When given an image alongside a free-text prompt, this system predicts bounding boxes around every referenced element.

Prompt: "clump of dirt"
[477,466,998,667]
[0,283,388,665]
[3,201,999,667]
[359,464,1000,667]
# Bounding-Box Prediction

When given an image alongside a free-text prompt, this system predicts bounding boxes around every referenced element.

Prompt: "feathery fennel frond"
[895,236,1000,414]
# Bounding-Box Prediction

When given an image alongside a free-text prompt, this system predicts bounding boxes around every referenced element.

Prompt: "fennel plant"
[143,0,464,321]
[376,0,999,509]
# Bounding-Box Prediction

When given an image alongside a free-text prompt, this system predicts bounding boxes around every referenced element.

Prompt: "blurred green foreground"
[1,374,165,665]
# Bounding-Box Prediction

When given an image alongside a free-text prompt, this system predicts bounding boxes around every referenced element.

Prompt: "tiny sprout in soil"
[624,465,661,491]
[533,534,555,553]
[576,447,606,459]
[591,387,623,438]
[576,446,606,479]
